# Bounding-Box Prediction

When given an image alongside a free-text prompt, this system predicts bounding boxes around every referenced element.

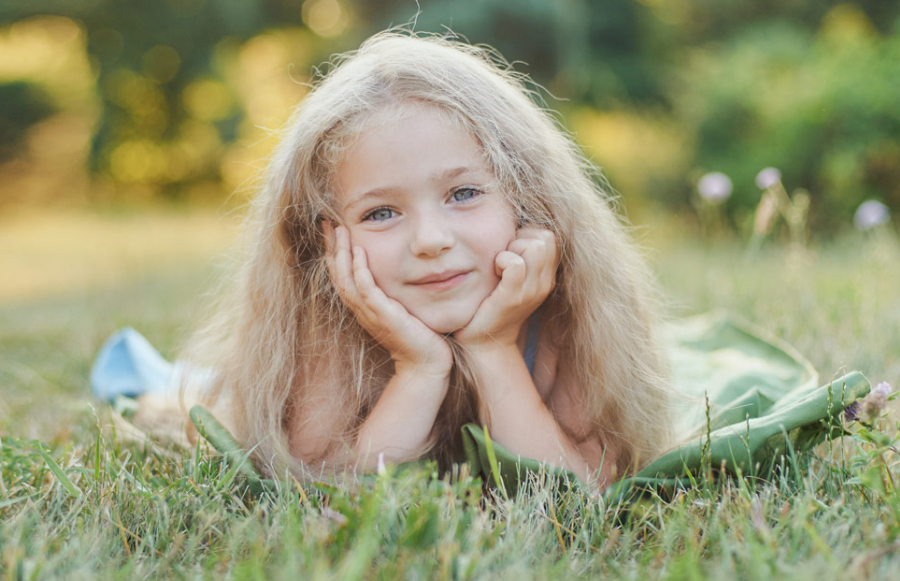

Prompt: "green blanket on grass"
[189,312,870,500]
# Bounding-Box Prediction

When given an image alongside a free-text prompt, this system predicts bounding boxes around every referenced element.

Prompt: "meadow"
[1,209,898,580]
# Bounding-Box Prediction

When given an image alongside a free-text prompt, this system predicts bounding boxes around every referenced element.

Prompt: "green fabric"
[189,312,870,499]
[459,313,869,500]
[663,311,820,436]
[189,405,276,495]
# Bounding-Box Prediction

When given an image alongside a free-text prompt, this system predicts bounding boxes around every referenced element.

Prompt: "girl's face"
[334,105,517,334]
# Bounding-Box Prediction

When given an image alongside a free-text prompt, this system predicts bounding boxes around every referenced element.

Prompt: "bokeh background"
[1,0,898,303]
[3,9,900,576]
[1,0,899,444]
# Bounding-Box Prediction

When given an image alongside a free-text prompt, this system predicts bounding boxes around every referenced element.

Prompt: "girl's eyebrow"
[343,187,395,213]
[434,166,475,182]
[343,166,486,212]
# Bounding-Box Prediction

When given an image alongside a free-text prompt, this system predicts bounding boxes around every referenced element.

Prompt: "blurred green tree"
[0,0,305,200]
[669,8,900,232]
[352,0,665,107]
[1,0,898,234]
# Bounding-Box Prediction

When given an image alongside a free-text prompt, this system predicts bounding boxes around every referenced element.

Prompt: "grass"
[1,210,899,580]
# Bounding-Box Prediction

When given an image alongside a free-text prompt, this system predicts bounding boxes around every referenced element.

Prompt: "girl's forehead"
[330,104,498,207]
[332,104,479,168]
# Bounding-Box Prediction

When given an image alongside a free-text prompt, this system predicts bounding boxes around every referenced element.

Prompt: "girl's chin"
[417,309,477,336]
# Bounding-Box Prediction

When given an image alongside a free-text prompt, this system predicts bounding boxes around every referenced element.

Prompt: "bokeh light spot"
[820,4,877,44]
[110,140,167,182]
[302,0,349,38]
[182,78,234,121]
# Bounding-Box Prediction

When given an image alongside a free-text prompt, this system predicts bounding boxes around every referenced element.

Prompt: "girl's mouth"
[409,270,470,290]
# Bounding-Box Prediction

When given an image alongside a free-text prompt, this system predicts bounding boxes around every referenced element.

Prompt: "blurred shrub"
[354,0,666,108]
[571,108,690,221]
[0,81,55,163]
[668,6,900,233]
[1,0,315,203]
[1,0,898,237]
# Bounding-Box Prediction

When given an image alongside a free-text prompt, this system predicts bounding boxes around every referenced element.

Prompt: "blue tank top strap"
[523,307,542,377]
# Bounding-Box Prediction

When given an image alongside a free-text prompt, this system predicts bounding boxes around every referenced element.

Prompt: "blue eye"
[363,207,395,222]
[451,187,480,202]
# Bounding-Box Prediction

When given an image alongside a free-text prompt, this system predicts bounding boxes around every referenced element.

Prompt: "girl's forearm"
[467,346,593,484]
[354,362,450,469]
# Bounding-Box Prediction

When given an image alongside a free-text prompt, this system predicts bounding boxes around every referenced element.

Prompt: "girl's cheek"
[365,252,387,284]
[360,241,399,289]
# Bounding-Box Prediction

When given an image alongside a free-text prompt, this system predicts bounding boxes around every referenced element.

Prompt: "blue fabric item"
[90,327,175,402]
[523,308,542,377]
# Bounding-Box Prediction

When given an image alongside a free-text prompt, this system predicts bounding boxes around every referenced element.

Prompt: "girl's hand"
[454,228,558,349]
[324,223,453,374]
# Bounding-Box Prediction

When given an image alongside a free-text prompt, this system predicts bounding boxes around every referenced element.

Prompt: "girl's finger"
[508,238,546,286]
[532,231,557,288]
[510,231,553,264]
[352,246,397,319]
[350,246,428,348]
[507,238,532,257]
[351,246,381,302]
[515,230,558,291]
[494,250,527,290]
[329,226,352,287]
[330,226,364,308]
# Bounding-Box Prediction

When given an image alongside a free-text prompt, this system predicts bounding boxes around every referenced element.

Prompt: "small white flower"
[698,172,733,202]
[874,381,893,398]
[854,200,890,231]
[755,167,782,190]
[860,381,893,422]
[376,452,386,476]
[846,382,893,423]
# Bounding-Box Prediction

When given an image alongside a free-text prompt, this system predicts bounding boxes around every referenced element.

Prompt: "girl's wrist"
[465,340,521,363]
[388,360,452,407]
[393,354,453,379]
[454,323,521,352]
[465,343,529,392]
[390,339,453,377]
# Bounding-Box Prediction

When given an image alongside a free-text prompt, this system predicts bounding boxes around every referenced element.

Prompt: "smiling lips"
[408,269,471,290]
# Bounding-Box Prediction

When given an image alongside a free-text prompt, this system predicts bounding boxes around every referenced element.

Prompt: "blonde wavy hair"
[185,31,671,480]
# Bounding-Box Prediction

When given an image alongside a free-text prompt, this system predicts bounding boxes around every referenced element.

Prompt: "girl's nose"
[409,212,455,257]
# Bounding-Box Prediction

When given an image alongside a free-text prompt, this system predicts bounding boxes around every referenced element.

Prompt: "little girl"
[185,32,671,489]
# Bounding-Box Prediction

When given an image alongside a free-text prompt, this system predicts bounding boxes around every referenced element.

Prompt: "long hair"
[184,31,671,480]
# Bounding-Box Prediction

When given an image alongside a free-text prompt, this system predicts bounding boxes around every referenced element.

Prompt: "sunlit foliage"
[0,1,898,234]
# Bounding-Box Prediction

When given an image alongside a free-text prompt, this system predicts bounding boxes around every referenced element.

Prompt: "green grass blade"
[217,446,262,491]
[482,425,507,499]
[38,448,81,499]
[0,492,41,509]
[94,430,101,485]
